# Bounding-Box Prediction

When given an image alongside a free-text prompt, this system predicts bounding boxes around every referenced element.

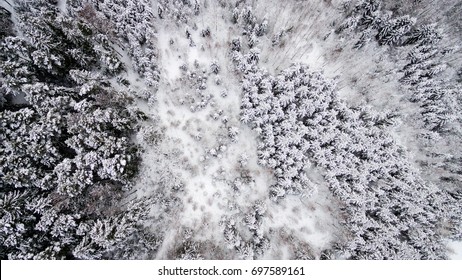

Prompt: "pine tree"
[0,0,152,260]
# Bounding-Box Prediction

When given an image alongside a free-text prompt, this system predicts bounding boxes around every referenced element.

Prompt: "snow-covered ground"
[3,0,461,261]
[105,0,461,259]
[448,241,462,260]
[57,0,67,14]
[126,2,343,259]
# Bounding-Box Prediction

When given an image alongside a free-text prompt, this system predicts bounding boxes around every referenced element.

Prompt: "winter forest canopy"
[0,0,461,260]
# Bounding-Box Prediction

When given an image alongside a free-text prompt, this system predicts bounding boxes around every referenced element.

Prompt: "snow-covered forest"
[1,0,461,260]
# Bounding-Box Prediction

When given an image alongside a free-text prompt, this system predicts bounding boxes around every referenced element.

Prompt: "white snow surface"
[128,1,341,259]
[57,0,67,14]
[122,0,461,260]
[448,240,462,260]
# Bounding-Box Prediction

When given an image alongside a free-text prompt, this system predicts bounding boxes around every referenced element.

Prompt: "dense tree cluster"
[220,200,269,260]
[0,6,13,40]
[232,5,268,50]
[157,0,200,24]
[0,1,153,259]
[338,0,460,134]
[231,5,453,257]
[1,0,460,260]
[240,65,328,201]
[68,0,161,93]
[400,31,459,134]
[337,0,415,47]
[237,62,448,259]
[338,0,462,243]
